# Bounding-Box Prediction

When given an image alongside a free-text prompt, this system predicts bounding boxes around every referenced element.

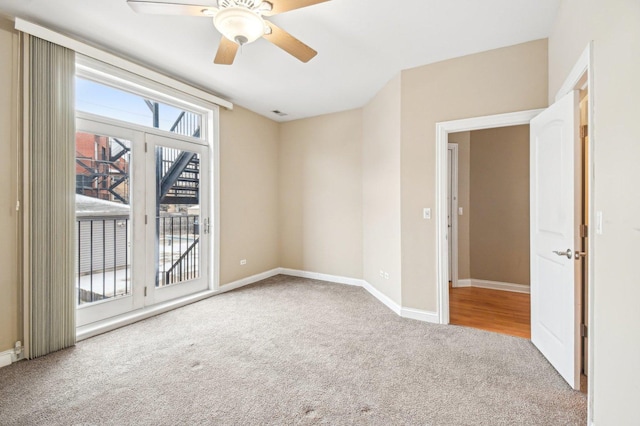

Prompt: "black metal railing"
[76,217,130,305]
[157,214,200,287]
[169,110,201,138]
[165,237,200,285]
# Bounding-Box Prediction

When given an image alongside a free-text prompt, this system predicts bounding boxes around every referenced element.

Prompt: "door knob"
[553,249,573,259]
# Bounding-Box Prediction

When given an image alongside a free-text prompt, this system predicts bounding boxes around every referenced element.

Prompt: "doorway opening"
[446,126,531,338]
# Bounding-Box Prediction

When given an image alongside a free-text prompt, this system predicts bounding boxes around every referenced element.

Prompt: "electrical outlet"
[379,270,384,277]
[240,259,247,265]
[384,272,389,280]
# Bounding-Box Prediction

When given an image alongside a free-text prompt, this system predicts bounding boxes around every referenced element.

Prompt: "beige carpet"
[0,275,587,425]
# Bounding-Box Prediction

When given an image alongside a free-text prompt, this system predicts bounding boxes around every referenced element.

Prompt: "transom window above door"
[76,77,203,139]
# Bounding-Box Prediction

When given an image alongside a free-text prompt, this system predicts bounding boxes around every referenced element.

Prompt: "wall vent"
[272,110,288,117]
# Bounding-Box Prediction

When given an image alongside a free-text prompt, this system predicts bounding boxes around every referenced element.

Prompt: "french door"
[76,117,210,326]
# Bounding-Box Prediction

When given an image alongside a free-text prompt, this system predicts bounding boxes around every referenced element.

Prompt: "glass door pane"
[75,120,145,327]
[147,134,209,304]
[76,131,132,303]
[156,146,201,286]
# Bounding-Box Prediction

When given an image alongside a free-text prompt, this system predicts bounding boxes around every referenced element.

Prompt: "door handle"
[574,251,587,259]
[553,249,573,259]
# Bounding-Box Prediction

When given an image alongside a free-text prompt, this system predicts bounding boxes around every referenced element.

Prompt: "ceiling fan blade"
[263,21,317,63]
[127,0,218,16]
[214,37,239,65]
[262,0,330,16]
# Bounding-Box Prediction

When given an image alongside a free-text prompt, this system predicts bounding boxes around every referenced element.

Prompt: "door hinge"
[580,224,588,238]
[145,215,148,225]
[145,142,148,153]
[581,324,588,338]
[580,125,588,139]
[144,286,147,297]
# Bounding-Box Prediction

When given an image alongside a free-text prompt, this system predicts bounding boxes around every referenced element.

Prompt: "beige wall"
[448,132,470,280]
[400,39,548,311]
[362,75,402,304]
[0,17,21,353]
[469,125,530,285]
[219,106,280,285]
[549,0,640,422]
[279,110,363,278]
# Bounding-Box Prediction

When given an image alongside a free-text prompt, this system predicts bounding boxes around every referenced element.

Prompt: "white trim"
[454,278,529,293]
[0,348,23,369]
[457,279,472,287]
[218,268,281,293]
[468,279,530,294]
[14,19,232,110]
[211,106,221,292]
[435,109,544,325]
[278,268,364,287]
[360,281,402,315]
[0,350,13,368]
[447,143,459,287]
[77,268,280,341]
[400,307,440,323]
[555,45,590,103]
[277,269,439,323]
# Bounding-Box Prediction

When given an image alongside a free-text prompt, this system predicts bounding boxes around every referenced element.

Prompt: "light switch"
[458,207,463,215]
[423,208,431,220]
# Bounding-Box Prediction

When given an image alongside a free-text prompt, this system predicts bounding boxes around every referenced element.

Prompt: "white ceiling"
[0,0,560,121]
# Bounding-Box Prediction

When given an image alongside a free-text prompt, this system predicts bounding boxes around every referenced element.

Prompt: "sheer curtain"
[28,35,76,358]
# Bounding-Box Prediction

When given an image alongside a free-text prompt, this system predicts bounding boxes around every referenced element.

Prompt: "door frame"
[435,109,543,325]
[435,42,595,423]
[447,143,459,287]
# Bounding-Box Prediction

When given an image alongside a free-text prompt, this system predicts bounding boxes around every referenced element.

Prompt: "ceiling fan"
[127,0,330,64]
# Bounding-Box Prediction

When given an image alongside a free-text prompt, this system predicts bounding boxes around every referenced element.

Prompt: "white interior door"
[530,90,581,390]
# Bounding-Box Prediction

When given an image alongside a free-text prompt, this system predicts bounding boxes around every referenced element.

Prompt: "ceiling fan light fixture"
[213,6,265,46]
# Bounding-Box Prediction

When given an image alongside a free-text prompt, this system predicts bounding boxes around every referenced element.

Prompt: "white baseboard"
[401,307,440,324]
[0,348,22,369]
[469,279,530,294]
[278,269,439,324]
[360,281,402,315]
[0,350,13,368]
[455,278,529,294]
[218,268,281,293]
[456,279,472,287]
[278,268,364,287]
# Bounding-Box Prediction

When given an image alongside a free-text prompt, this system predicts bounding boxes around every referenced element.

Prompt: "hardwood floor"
[449,285,531,339]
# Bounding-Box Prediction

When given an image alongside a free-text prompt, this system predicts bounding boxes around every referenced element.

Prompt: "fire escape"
[76,100,202,291]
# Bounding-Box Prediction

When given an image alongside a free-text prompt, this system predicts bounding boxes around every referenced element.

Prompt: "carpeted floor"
[0,275,587,425]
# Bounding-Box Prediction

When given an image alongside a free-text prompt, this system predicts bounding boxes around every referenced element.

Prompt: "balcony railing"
[157,214,200,287]
[76,214,200,305]
[76,217,130,305]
